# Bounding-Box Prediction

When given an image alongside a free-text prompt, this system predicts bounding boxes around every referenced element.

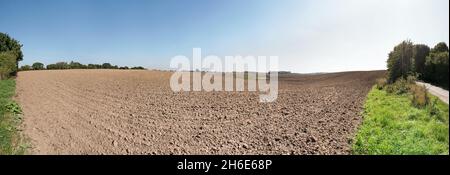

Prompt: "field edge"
[352,86,449,155]
[0,79,27,155]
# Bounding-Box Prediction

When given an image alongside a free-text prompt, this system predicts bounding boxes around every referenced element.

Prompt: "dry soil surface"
[16,70,384,155]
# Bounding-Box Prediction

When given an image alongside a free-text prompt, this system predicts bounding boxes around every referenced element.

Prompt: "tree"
[387,40,414,83]
[69,61,87,69]
[424,43,449,89]
[46,64,57,70]
[412,44,430,78]
[0,33,23,77]
[432,42,449,53]
[19,65,32,71]
[0,51,17,79]
[32,62,45,70]
[102,63,113,69]
[131,66,146,70]
[55,62,69,69]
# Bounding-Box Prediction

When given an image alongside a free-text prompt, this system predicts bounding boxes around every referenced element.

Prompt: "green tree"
[387,40,414,83]
[0,33,23,77]
[432,42,449,53]
[102,63,113,69]
[131,66,146,70]
[46,64,57,70]
[32,62,45,70]
[55,62,69,69]
[0,52,17,79]
[19,65,32,71]
[69,61,87,69]
[424,42,449,89]
[412,44,430,78]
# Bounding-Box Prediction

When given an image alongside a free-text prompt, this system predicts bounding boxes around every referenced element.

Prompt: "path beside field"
[416,82,449,104]
[16,70,384,155]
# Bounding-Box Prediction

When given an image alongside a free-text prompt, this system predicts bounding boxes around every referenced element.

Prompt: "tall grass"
[353,87,449,155]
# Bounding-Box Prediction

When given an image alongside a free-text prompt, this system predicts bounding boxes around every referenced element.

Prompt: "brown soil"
[16,70,384,155]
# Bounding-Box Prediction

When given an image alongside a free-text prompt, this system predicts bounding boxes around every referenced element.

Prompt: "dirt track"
[16,70,384,155]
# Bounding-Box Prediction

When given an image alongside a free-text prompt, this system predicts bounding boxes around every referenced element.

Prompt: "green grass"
[0,79,26,155]
[353,86,449,155]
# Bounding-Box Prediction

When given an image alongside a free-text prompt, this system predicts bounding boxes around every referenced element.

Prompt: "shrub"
[0,52,17,79]
[406,74,418,84]
[410,84,429,108]
[0,33,23,77]
[19,65,32,71]
[385,78,410,95]
[428,98,440,117]
[375,78,387,90]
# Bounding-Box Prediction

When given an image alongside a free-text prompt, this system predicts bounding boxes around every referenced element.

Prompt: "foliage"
[384,78,410,95]
[0,33,23,77]
[412,44,430,78]
[0,80,26,154]
[387,40,414,83]
[432,42,449,53]
[4,102,22,115]
[0,52,17,79]
[131,66,145,70]
[424,45,449,89]
[43,61,142,70]
[386,40,448,90]
[19,65,32,71]
[31,62,45,70]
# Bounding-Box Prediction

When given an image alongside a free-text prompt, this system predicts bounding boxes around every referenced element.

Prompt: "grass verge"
[0,79,26,154]
[353,86,449,155]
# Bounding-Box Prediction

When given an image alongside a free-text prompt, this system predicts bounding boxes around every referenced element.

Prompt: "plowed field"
[16,70,384,154]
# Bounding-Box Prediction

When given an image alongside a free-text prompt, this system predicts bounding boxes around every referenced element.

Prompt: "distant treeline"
[19,61,146,71]
[387,40,449,89]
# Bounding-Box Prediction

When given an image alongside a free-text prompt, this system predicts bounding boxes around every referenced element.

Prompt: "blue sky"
[1,0,449,73]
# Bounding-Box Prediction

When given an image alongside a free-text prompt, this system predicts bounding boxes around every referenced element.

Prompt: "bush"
[410,84,429,108]
[428,98,440,117]
[0,52,17,79]
[0,33,23,77]
[19,65,32,71]
[375,78,387,90]
[385,78,410,95]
